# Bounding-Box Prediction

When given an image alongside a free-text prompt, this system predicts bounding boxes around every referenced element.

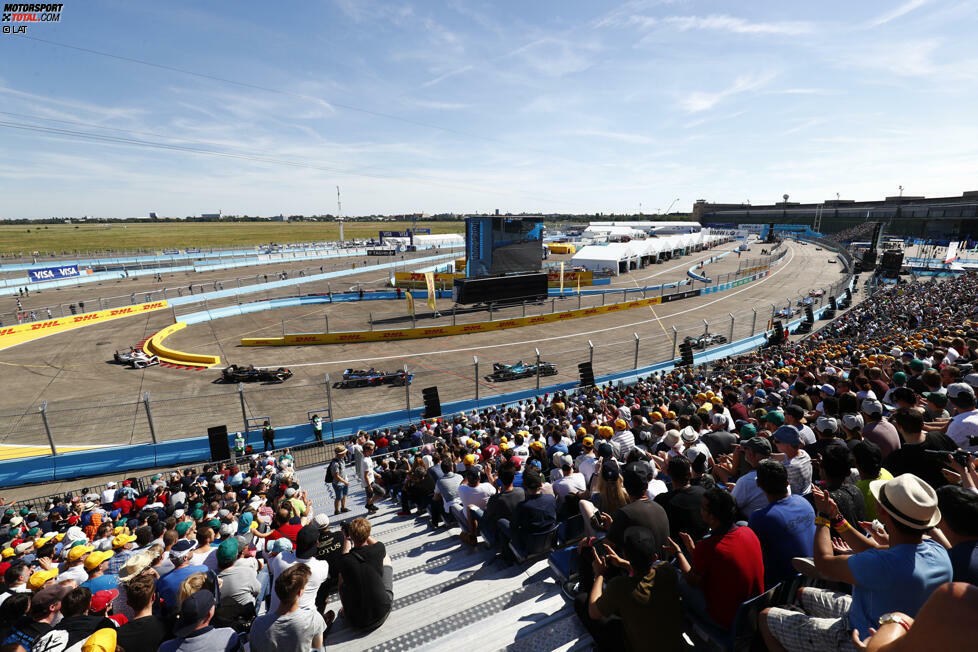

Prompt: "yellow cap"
[28,568,58,591]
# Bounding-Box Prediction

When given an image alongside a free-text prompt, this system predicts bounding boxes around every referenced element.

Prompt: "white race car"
[114,348,160,368]
[809,289,825,297]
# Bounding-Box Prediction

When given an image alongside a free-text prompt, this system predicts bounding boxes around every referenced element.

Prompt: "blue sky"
[1,0,976,219]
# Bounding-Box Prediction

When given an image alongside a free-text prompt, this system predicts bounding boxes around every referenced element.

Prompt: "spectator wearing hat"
[785,404,817,446]
[852,440,894,522]
[80,550,117,594]
[936,485,978,584]
[552,455,586,512]
[157,540,207,615]
[27,568,58,593]
[3,582,71,649]
[361,440,386,513]
[105,531,137,575]
[773,425,813,497]
[749,459,815,588]
[576,438,599,487]
[723,436,775,519]
[116,573,166,652]
[611,419,635,459]
[267,521,329,614]
[667,488,764,630]
[943,382,978,452]
[159,589,243,652]
[215,537,260,611]
[325,447,350,516]
[250,563,326,652]
[808,416,844,465]
[922,390,950,421]
[576,526,685,652]
[655,456,708,541]
[861,399,901,458]
[700,414,738,459]
[680,428,713,467]
[761,474,953,652]
[31,586,114,651]
[885,408,957,489]
[336,517,393,632]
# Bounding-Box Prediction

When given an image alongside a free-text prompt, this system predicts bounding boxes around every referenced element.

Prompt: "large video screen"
[466,216,544,276]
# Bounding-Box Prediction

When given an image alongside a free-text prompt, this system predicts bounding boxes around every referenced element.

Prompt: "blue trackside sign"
[28,265,79,282]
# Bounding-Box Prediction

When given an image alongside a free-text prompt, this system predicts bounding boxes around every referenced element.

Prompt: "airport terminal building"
[693,190,978,239]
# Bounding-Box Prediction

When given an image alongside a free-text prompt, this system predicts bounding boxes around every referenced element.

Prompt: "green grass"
[0,221,464,256]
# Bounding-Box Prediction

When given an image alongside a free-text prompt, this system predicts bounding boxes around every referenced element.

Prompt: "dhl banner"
[393,272,463,288]
[242,295,666,347]
[0,300,169,351]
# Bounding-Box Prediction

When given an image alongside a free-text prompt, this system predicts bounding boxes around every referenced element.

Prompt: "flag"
[405,290,415,316]
[577,273,581,295]
[424,271,437,311]
[559,262,565,293]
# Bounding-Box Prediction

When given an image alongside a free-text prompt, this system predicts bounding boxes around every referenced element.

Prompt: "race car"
[775,307,797,319]
[809,289,824,297]
[486,360,558,382]
[113,348,160,369]
[221,365,293,383]
[333,368,413,388]
[683,333,728,350]
[797,297,816,307]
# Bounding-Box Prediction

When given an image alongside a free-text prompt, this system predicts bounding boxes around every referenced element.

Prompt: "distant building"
[693,191,978,239]
[270,214,288,222]
[200,210,222,220]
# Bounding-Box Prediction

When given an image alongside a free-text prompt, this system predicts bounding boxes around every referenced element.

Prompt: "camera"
[924,449,975,466]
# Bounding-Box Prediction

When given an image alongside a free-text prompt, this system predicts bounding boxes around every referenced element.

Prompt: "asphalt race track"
[0,241,845,450]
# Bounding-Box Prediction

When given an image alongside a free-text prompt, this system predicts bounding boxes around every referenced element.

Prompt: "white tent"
[571,243,637,275]
[384,234,464,248]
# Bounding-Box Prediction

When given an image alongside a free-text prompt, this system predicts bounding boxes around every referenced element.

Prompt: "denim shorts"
[332,483,349,499]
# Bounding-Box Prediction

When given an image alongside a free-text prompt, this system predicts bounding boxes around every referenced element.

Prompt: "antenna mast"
[336,186,342,218]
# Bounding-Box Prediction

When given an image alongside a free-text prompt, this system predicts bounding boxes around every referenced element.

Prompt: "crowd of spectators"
[0,448,391,651]
[3,273,978,650]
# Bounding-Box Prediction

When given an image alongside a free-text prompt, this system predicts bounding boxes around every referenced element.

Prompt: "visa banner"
[28,265,79,283]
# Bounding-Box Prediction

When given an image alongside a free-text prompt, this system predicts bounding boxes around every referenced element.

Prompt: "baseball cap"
[739,423,758,439]
[582,437,594,450]
[948,383,976,400]
[773,425,803,447]
[600,459,621,482]
[909,359,925,371]
[296,524,319,558]
[924,392,949,407]
[175,521,194,537]
[815,416,839,435]
[621,526,658,571]
[785,404,806,421]
[32,583,72,608]
[596,442,614,459]
[860,399,884,416]
[81,628,116,652]
[112,533,136,549]
[622,461,652,490]
[168,539,197,563]
[216,538,239,566]
[964,373,978,389]
[84,550,115,572]
[89,589,118,612]
[819,384,836,396]
[28,568,58,591]
[172,589,216,638]
[892,372,907,385]
[742,437,773,455]
[764,411,785,427]
[67,545,94,563]
[268,538,293,554]
[313,513,330,529]
[841,413,864,431]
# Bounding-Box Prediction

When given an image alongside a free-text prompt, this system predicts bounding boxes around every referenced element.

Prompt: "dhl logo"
[141,302,165,310]
[423,329,445,335]
[73,314,99,322]
[584,309,598,315]
[383,332,405,338]
[529,316,547,323]
[109,308,134,316]
[499,320,518,327]
[29,320,61,330]
[294,336,317,343]
[557,313,573,319]
[0,328,15,336]
[338,334,364,341]
[462,325,482,332]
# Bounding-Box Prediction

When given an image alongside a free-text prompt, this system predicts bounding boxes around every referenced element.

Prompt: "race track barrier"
[242,295,672,346]
[143,322,221,368]
[0,300,169,352]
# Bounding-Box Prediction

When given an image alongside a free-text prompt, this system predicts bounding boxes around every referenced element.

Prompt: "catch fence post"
[672,326,678,359]
[588,339,594,366]
[522,300,526,317]
[473,356,479,401]
[634,332,640,369]
[729,313,735,343]
[751,308,757,336]
[39,402,58,457]
[703,319,709,335]
[325,374,335,440]
[238,383,248,435]
[143,391,158,445]
[369,313,373,331]
[403,364,411,412]
[452,305,456,326]
[535,348,541,390]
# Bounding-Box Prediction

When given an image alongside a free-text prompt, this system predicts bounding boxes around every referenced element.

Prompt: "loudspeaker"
[870,222,885,251]
[578,362,595,387]
[845,288,852,302]
[804,305,815,323]
[678,340,694,367]
[769,320,785,346]
[207,425,230,461]
[829,295,838,310]
[422,386,441,418]
[881,250,904,273]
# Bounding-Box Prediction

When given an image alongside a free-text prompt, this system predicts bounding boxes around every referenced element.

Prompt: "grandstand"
[1,268,977,650]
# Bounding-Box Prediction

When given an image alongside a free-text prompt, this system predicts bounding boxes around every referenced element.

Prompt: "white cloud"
[504,37,597,77]
[421,65,473,88]
[664,14,814,36]
[680,72,776,112]
[868,0,929,27]
[410,99,471,111]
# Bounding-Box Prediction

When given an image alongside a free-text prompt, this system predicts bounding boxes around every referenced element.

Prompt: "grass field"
[0,221,465,256]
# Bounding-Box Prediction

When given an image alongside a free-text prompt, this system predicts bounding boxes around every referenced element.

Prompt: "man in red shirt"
[666,488,765,629]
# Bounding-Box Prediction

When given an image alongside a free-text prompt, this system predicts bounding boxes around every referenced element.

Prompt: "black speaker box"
[207,425,230,461]
[578,362,595,387]
[422,386,441,418]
